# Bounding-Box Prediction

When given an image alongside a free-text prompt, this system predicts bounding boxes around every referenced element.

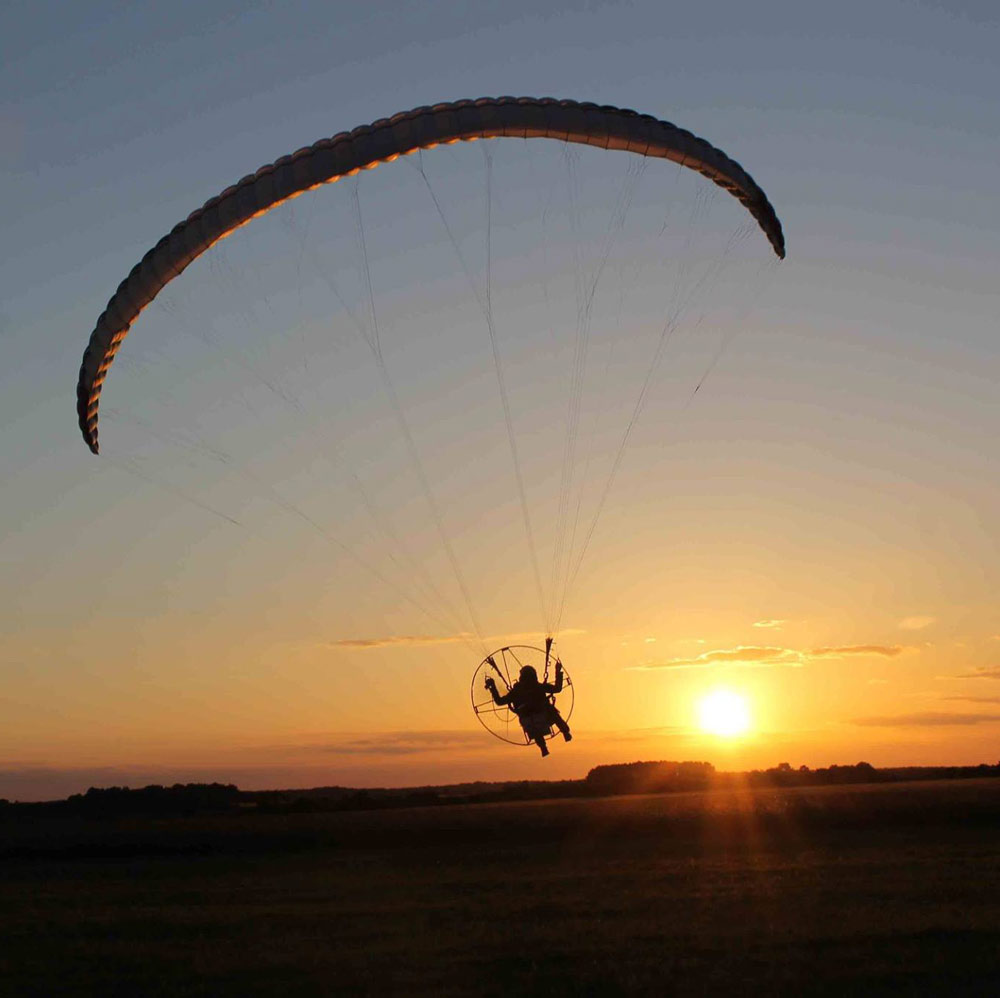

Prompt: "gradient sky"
[2,0,999,800]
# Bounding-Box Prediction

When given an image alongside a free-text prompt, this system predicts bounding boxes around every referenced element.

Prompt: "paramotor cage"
[471,644,574,747]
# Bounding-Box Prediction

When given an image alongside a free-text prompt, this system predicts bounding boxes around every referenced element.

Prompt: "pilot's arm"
[546,659,564,694]
[484,675,512,706]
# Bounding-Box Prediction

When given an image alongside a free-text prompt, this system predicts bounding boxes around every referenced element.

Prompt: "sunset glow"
[697,690,752,738]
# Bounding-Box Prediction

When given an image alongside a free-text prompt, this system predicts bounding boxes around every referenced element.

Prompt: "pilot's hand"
[485,676,496,689]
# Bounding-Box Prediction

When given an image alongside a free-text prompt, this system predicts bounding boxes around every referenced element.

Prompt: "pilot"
[485,661,572,757]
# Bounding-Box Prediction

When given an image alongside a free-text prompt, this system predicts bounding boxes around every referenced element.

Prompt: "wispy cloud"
[595,725,689,743]
[942,695,1000,705]
[899,615,936,631]
[309,731,489,756]
[634,646,802,670]
[317,725,691,753]
[331,633,474,649]
[752,619,786,629]
[331,629,585,650]
[851,711,1000,727]
[809,645,905,658]
[635,642,906,671]
[954,666,1000,680]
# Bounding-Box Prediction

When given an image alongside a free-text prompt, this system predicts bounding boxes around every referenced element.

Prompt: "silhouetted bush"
[585,761,715,795]
[64,782,240,817]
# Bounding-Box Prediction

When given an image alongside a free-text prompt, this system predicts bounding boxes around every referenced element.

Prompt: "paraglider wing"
[77,96,785,454]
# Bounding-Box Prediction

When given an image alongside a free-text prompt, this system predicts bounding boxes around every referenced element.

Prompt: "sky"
[2,0,999,801]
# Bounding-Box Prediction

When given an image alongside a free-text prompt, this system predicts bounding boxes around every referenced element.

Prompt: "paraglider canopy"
[76,96,784,455]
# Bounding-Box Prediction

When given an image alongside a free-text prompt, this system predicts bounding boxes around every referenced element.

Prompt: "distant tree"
[585,761,715,795]
[66,782,240,817]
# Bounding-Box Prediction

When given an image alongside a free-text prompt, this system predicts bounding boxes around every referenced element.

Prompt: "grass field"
[3,779,999,996]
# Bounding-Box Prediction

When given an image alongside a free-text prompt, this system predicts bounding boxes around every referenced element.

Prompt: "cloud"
[635,641,908,672]
[319,725,693,754]
[899,616,936,631]
[942,695,1000,705]
[310,730,489,756]
[954,667,1000,680]
[809,645,905,658]
[331,629,586,650]
[596,725,689,743]
[851,711,1000,728]
[752,619,786,629]
[634,646,802,670]
[330,633,474,649]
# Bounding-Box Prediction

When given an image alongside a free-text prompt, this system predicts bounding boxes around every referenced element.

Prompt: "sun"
[697,689,751,737]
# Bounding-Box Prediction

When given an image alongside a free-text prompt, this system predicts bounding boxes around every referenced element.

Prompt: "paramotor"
[471,642,574,749]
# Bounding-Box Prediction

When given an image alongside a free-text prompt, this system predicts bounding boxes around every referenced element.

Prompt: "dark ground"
[2,778,999,996]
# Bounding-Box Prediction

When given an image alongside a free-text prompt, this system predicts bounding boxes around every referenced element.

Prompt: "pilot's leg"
[551,711,572,741]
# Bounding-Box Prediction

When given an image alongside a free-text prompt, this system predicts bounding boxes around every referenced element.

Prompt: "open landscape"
[4,4,1000,995]
[4,776,1000,996]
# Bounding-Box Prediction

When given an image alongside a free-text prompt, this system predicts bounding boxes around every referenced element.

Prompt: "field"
[3,779,1000,996]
